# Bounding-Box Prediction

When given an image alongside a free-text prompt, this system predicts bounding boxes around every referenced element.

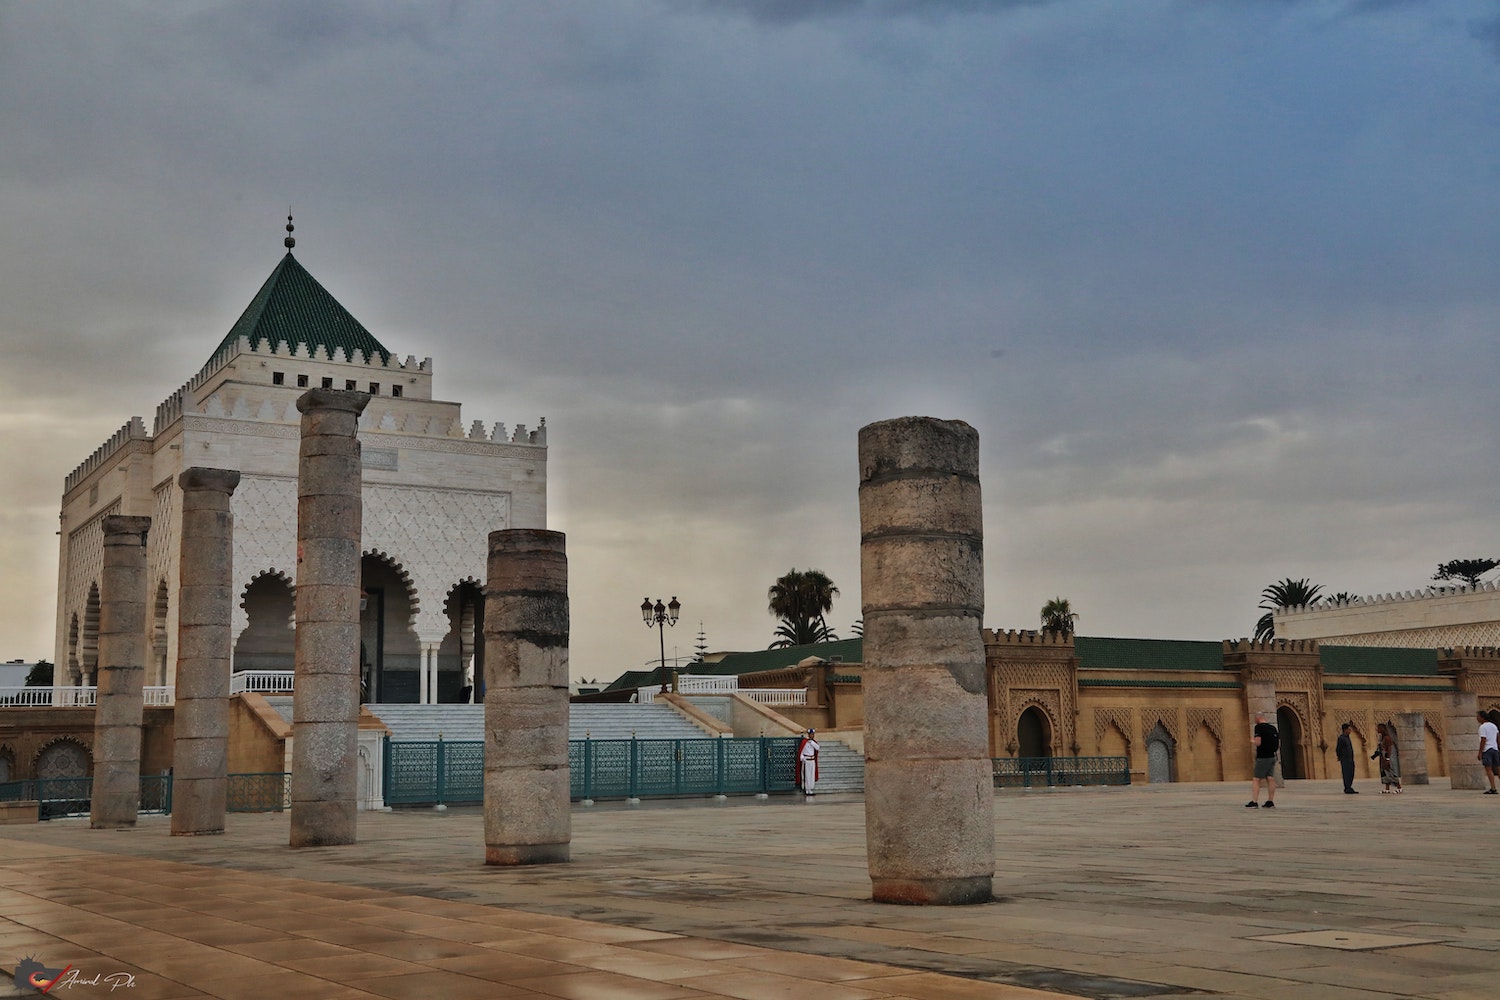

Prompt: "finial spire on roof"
[284,211,296,251]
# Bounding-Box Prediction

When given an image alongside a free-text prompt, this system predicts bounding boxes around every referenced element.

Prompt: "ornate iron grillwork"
[227,772,291,812]
[992,756,1130,788]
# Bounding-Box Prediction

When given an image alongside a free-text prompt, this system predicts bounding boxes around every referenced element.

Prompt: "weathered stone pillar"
[1243,679,1281,785]
[171,468,241,836]
[859,417,993,905]
[289,388,369,848]
[483,529,570,865]
[1441,692,1484,790]
[1394,711,1429,785]
[91,515,152,829]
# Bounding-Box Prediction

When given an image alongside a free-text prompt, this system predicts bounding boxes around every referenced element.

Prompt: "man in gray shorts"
[1246,712,1279,809]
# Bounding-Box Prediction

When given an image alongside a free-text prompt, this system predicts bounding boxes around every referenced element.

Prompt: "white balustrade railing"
[144,686,175,706]
[1,684,178,707]
[638,680,807,706]
[741,688,807,706]
[229,670,296,695]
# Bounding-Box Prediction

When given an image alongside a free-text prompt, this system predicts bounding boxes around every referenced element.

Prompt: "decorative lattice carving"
[1094,708,1132,753]
[1141,707,1181,744]
[1187,707,1223,747]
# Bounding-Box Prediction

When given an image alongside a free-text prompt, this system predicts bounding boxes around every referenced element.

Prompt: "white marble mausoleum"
[54,236,547,704]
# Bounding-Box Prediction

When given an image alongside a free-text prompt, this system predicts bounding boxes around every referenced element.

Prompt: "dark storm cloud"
[2,1,1498,666]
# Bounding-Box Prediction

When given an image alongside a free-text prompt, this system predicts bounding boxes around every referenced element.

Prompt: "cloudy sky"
[2,1,1497,680]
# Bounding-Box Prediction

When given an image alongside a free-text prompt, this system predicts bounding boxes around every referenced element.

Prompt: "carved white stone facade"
[56,252,547,703]
[1275,584,1500,649]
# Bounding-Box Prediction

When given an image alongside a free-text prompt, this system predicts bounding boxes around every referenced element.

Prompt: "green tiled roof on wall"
[209,252,392,366]
[1320,645,1440,677]
[1074,636,1224,672]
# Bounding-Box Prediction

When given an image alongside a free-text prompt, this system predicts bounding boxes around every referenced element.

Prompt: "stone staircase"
[806,739,864,793]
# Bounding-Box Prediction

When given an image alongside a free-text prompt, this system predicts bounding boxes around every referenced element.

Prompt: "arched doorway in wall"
[35,738,91,819]
[1145,721,1176,783]
[67,614,80,685]
[235,571,295,673]
[1277,707,1304,779]
[1016,705,1052,759]
[81,584,100,684]
[151,579,169,686]
[439,581,484,704]
[0,746,14,783]
[360,554,420,704]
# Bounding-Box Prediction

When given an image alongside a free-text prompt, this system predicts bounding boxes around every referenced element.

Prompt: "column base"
[871,876,993,906]
[485,843,570,866]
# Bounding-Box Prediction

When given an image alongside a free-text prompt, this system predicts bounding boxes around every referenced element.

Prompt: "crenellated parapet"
[64,417,149,493]
[1222,638,1320,656]
[1279,581,1500,616]
[983,628,1075,648]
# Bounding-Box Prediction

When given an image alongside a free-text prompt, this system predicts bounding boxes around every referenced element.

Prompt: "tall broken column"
[483,529,571,865]
[289,388,369,848]
[1442,692,1485,790]
[91,514,152,829]
[171,467,241,836]
[859,417,994,905]
[1394,711,1429,785]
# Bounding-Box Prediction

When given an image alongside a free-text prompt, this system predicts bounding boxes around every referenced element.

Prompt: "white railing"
[677,675,741,693]
[229,670,295,695]
[740,688,807,706]
[1,684,177,707]
[638,679,807,706]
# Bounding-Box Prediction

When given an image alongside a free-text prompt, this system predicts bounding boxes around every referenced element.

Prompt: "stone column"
[91,515,152,829]
[289,388,369,848]
[1394,711,1429,785]
[484,529,570,865]
[859,417,993,905]
[1442,692,1484,790]
[171,468,241,836]
[1243,679,1281,785]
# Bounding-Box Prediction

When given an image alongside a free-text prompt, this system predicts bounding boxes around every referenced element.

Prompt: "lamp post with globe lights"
[641,596,681,693]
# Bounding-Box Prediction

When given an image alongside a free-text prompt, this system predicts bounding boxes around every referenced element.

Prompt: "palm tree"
[767,568,840,649]
[1040,597,1077,636]
[1254,578,1324,642]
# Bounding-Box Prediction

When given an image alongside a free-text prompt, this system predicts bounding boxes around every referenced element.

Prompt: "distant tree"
[24,660,53,686]
[1254,578,1324,642]
[767,568,840,649]
[693,623,709,662]
[850,619,863,638]
[1432,559,1499,589]
[1040,597,1077,636]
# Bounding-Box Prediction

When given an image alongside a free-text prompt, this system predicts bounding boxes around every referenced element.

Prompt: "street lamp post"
[641,596,681,693]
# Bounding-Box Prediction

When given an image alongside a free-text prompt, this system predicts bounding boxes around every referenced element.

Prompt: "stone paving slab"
[1,780,1496,999]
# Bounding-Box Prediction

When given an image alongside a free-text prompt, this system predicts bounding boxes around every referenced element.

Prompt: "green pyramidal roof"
[209,252,392,366]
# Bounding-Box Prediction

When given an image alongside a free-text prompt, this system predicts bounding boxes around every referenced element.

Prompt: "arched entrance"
[1145,721,1176,783]
[151,579,169,686]
[360,554,420,703]
[35,739,91,819]
[1277,707,1304,779]
[440,581,484,704]
[235,571,295,673]
[1016,706,1052,758]
[81,584,100,685]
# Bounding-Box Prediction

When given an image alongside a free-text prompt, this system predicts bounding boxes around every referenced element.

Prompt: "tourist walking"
[796,728,820,796]
[1246,712,1279,808]
[1336,722,1357,794]
[1478,710,1499,795]
[1373,722,1402,794]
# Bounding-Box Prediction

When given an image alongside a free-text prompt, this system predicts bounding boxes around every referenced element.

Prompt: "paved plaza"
[1,779,1496,1000]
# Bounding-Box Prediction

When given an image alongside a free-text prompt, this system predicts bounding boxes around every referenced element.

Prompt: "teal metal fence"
[0,775,173,819]
[384,736,802,806]
[992,756,1130,788]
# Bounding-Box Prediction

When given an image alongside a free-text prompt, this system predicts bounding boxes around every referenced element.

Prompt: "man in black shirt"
[1246,712,1279,808]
